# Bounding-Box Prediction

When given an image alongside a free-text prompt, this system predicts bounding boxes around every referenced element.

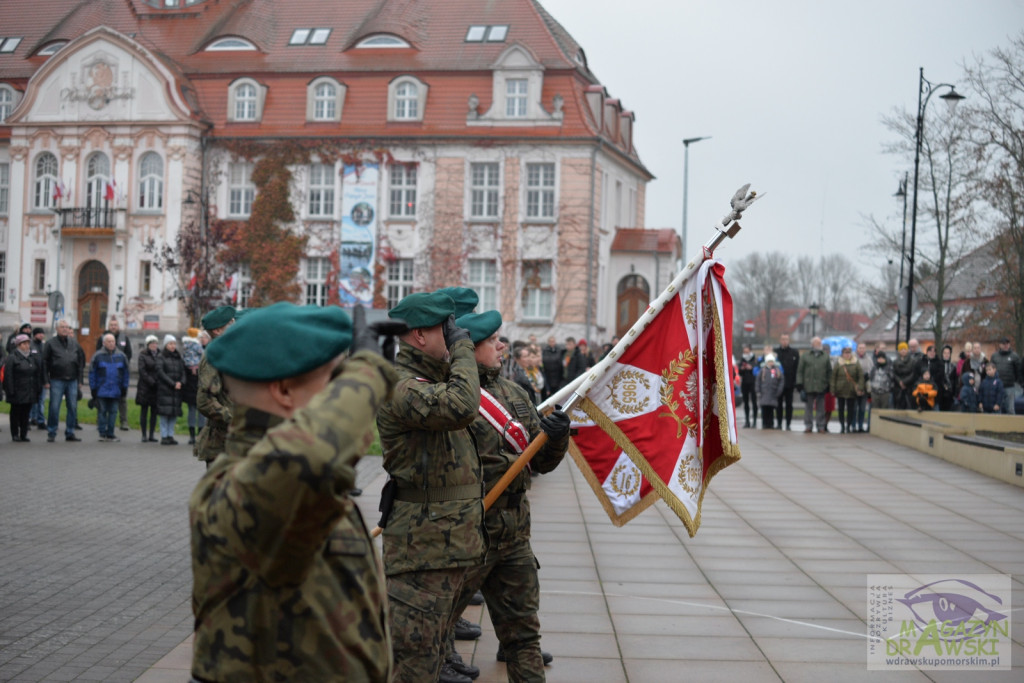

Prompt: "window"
[0,38,22,53]
[33,153,58,210]
[388,76,427,122]
[37,42,65,56]
[305,257,330,306]
[465,26,507,42]
[314,82,336,120]
[206,37,256,51]
[505,79,528,118]
[487,26,508,42]
[137,152,163,211]
[0,252,5,305]
[234,83,256,120]
[0,162,8,215]
[526,163,555,219]
[308,163,335,217]
[356,34,410,48]
[86,153,110,209]
[389,164,417,217]
[470,162,500,219]
[140,261,152,296]
[0,85,16,122]
[33,259,46,293]
[395,82,417,120]
[235,264,253,309]
[521,260,553,320]
[468,259,497,311]
[228,162,255,217]
[290,28,331,45]
[386,259,414,309]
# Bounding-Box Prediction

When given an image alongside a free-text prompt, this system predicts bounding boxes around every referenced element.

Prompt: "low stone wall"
[871,409,1024,487]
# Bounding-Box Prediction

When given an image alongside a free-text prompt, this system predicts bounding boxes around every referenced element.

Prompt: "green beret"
[202,306,236,331]
[234,308,252,320]
[389,292,454,329]
[435,287,479,317]
[206,302,351,381]
[455,310,502,344]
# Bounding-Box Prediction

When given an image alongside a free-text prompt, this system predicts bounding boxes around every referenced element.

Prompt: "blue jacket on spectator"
[958,373,980,412]
[89,349,130,399]
[978,373,1005,413]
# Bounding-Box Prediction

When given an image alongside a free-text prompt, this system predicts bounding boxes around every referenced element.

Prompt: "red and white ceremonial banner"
[561,259,741,536]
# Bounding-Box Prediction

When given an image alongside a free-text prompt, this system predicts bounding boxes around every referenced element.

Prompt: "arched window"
[314,82,336,120]
[205,37,256,51]
[33,153,58,209]
[137,152,163,211]
[0,85,17,122]
[234,82,256,120]
[394,81,418,120]
[86,153,110,208]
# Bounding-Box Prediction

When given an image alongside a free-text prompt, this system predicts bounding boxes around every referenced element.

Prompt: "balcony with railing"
[57,207,123,236]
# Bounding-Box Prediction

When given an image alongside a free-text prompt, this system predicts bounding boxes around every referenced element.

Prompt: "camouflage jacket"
[194,354,232,462]
[189,351,397,683]
[472,364,568,547]
[376,338,483,575]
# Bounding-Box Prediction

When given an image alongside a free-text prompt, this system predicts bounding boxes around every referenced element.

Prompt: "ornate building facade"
[0,0,654,353]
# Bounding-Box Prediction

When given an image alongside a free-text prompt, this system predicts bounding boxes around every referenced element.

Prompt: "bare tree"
[730,251,795,344]
[860,260,901,318]
[793,255,821,306]
[879,92,978,349]
[818,253,861,312]
[963,32,1024,348]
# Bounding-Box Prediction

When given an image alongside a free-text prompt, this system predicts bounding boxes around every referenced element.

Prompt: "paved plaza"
[1,421,1023,682]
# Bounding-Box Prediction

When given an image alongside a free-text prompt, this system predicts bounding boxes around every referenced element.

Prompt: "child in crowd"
[912,370,938,412]
[756,354,785,429]
[979,363,1005,413]
[958,372,980,413]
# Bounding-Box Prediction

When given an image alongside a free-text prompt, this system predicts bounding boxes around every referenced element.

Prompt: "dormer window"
[356,34,411,48]
[228,78,267,122]
[306,76,345,122]
[471,44,558,127]
[206,37,257,51]
[37,42,66,56]
[0,85,19,123]
[290,28,331,45]
[506,79,527,118]
[388,76,428,122]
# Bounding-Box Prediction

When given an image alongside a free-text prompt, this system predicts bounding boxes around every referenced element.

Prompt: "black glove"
[350,305,381,356]
[539,409,571,440]
[796,384,804,393]
[121,387,128,398]
[441,314,471,348]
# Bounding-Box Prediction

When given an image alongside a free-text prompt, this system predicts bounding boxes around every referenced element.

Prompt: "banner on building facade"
[338,163,378,306]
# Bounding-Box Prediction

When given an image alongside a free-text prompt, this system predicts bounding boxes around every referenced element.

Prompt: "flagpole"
[540,184,758,414]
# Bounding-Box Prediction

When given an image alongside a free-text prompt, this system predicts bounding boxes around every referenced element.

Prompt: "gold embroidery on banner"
[609,462,641,498]
[676,453,702,495]
[684,292,698,329]
[608,370,651,415]
[659,350,698,439]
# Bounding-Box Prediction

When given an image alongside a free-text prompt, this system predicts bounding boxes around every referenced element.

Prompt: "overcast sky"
[542,0,1022,283]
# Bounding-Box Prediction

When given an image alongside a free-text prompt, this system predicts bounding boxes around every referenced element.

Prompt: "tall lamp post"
[681,136,711,262]
[894,173,908,347]
[905,67,964,343]
[809,302,820,338]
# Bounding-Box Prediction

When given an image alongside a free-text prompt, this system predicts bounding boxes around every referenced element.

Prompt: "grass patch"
[0,398,195,434]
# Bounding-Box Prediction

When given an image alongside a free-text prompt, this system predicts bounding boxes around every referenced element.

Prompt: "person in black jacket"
[773,334,801,430]
[41,320,85,443]
[135,335,161,443]
[96,317,133,431]
[563,337,588,384]
[738,344,758,428]
[155,335,186,445]
[29,327,47,428]
[541,336,563,399]
[5,322,31,353]
[3,334,44,442]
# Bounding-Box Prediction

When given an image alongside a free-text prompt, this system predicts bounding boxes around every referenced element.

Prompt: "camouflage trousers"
[388,567,467,683]
[449,531,544,682]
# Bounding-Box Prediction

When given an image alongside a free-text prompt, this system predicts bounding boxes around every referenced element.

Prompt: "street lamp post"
[681,136,710,262]
[905,67,964,343]
[894,173,908,347]
[809,302,820,338]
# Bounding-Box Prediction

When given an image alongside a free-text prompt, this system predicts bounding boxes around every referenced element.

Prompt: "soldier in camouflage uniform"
[375,291,484,683]
[447,311,570,682]
[194,306,234,466]
[189,302,397,682]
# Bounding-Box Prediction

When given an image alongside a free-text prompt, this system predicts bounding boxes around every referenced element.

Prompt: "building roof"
[611,228,679,254]
[750,307,871,339]
[0,0,648,173]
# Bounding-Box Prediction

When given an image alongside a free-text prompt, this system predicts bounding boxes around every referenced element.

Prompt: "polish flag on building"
[52,180,67,202]
[225,271,241,304]
[104,179,117,202]
[551,258,741,537]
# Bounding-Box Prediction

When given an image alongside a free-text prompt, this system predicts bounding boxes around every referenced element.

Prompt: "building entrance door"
[77,260,109,362]
[615,274,650,338]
